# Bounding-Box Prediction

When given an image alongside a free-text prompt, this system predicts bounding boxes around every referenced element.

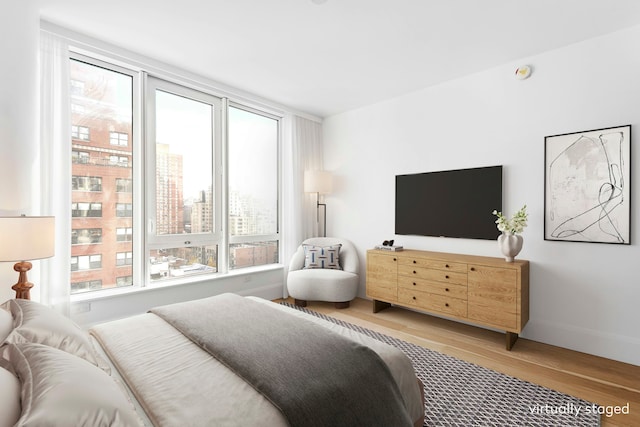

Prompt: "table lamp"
[0,216,55,299]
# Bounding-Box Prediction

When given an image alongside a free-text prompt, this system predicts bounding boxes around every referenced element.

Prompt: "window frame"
[227,102,281,269]
[69,52,143,293]
[67,48,283,297]
[144,76,225,279]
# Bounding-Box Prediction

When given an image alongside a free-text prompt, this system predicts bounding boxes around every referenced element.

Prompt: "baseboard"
[523,319,640,366]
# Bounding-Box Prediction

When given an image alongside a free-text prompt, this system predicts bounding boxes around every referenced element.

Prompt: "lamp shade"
[304,170,332,194]
[0,216,55,262]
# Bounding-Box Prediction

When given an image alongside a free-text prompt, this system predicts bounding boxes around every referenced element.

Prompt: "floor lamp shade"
[304,170,332,194]
[0,216,55,300]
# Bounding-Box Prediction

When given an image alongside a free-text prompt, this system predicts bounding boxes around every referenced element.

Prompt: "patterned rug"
[281,302,600,427]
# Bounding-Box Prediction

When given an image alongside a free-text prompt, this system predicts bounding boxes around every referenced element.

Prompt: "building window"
[70,79,85,96]
[116,252,133,266]
[72,150,90,164]
[71,125,90,141]
[116,203,133,217]
[71,104,85,114]
[116,227,133,242]
[116,276,133,287]
[72,176,102,192]
[227,105,280,269]
[71,254,102,271]
[109,155,129,166]
[72,228,102,244]
[71,280,102,293]
[116,178,132,193]
[110,131,129,147]
[72,202,102,218]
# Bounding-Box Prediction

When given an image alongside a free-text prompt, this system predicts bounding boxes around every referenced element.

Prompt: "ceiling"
[38,0,640,118]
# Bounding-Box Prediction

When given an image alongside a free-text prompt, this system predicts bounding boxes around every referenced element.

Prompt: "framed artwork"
[544,125,631,244]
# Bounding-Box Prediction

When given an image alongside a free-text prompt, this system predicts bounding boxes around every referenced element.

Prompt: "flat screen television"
[395,165,503,240]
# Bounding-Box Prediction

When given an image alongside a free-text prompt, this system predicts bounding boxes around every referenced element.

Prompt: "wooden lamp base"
[11,261,34,300]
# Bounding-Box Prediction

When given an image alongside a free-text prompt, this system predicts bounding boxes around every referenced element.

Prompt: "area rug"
[281,302,600,427]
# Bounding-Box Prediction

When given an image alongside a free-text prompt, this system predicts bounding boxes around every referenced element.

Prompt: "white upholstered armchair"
[287,237,359,309]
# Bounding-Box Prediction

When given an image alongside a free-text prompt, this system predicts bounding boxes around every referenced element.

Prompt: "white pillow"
[8,342,142,427]
[0,305,12,343]
[0,362,21,427]
[1,299,102,369]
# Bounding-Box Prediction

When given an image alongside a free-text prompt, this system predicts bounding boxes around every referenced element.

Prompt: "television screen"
[395,166,503,240]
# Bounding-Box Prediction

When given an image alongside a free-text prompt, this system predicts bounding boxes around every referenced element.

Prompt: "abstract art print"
[544,125,631,244]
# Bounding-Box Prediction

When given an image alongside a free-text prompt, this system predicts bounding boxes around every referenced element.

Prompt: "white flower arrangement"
[492,205,528,235]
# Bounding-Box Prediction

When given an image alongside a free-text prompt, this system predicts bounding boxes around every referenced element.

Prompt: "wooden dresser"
[366,249,529,350]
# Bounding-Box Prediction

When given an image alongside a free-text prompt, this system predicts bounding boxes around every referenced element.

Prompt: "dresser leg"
[506,332,518,350]
[373,299,391,313]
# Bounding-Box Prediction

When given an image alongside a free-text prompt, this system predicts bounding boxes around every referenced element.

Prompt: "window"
[72,150,90,164]
[72,176,102,191]
[71,125,90,141]
[72,228,102,244]
[71,280,102,293]
[116,203,132,217]
[70,79,85,96]
[66,52,281,295]
[116,178,132,193]
[110,131,129,146]
[71,254,102,271]
[116,276,133,287]
[146,77,221,281]
[227,106,280,269]
[70,57,134,294]
[72,202,102,217]
[116,252,133,266]
[116,227,133,242]
[109,155,128,166]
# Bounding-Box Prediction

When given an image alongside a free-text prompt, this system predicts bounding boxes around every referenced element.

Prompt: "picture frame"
[544,125,631,244]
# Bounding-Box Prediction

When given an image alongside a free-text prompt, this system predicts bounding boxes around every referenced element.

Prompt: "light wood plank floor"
[278,297,639,427]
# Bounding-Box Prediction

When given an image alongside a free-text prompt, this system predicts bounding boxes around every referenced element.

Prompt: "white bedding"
[90,296,424,426]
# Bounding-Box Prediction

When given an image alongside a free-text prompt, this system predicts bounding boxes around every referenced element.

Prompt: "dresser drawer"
[398,257,467,273]
[398,276,467,299]
[398,288,467,318]
[398,264,467,286]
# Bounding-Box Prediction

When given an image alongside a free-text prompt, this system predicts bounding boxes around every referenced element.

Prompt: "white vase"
[497,232,523,262]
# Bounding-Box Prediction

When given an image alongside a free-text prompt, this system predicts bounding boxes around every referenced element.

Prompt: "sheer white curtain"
[281,115,323,296]
[39,31,71,315]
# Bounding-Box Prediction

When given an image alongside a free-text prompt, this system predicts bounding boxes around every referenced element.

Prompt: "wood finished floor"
[277,297,639,427]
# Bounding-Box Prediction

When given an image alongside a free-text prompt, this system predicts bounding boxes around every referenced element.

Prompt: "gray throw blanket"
[150,293,412,427]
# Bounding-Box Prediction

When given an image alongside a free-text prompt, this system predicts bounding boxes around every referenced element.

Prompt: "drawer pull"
[393,258,397,261]
[413,270,417,274]
[412,296,416,300]
[470,267,476,271]
[413,260,417,264]
[445,275,449,279]
[412,282,417,286]
[445,264,450,268]
[445,288,449,292]
[445,303,449,307]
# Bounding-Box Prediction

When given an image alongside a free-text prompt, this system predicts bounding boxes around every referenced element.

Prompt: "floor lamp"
[0,216,55,300]
[304,170,332,237]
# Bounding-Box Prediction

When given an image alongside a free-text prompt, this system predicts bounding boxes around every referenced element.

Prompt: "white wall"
[323,25,640,365]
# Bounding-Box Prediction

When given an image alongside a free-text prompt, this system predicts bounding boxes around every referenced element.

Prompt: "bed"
[0,293,425,427]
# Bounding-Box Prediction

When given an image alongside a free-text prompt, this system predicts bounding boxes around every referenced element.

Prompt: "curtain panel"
[281,115,324,297]
[39,31,71,315]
